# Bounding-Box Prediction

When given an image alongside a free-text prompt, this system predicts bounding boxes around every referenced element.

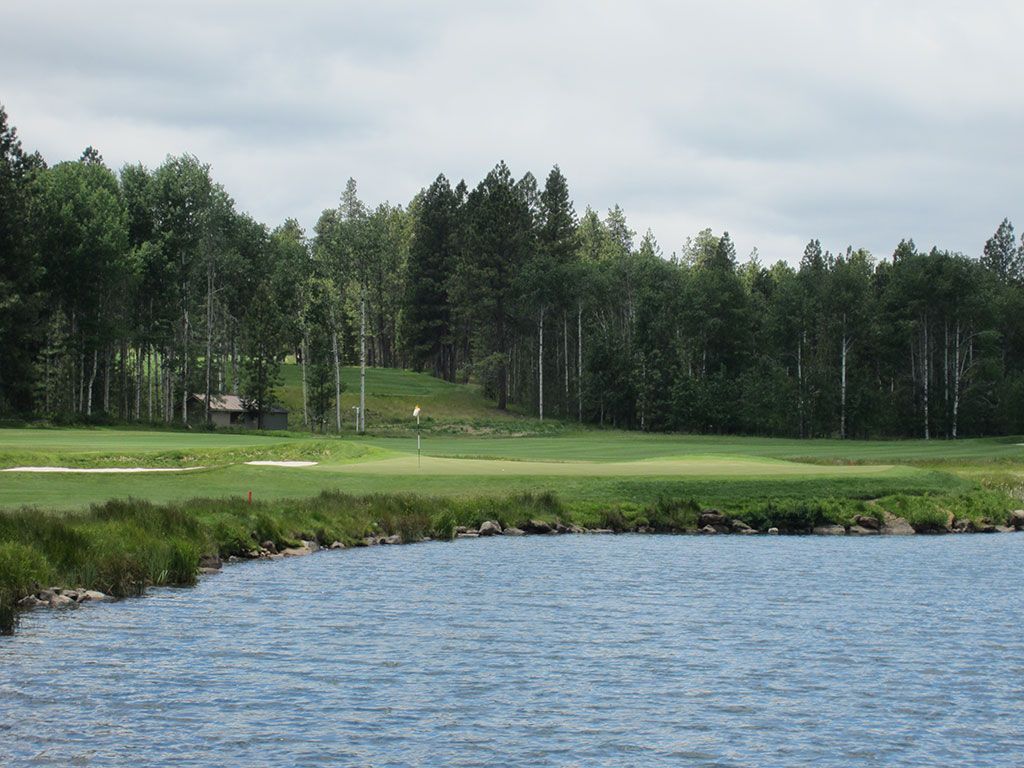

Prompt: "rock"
[555,522,569,534]
[199,554,222,570]
[767,527,780,535]
[1009,510,1024,530]
[522,519,553,534]
[967,519,997,533]
[503,527,525,536]
[78,590,108,602]
[281,541,319,556]
[736,527,759,535]
[362,536,378,546]
[48,594,74,607]
[456,532,479,539]
[382,534,402,545]
[568,524,585,534]
[330,541,345,550]
[36,589,56,602]
[730,520,753,532]
[62,589,80,601]
[17,595,42,607]
[699,525,719,535]
[699,511,729,528]
[881,512,915,535]
[589,528,614,534]
[260,540,278,555]
[854,515,881,531]
[198,567,220,575]
[813,524,846,536]
[478,520,502,536]
[951,518,969,533]
[848,525,879,536]
[302,540,321,553]
[455,526,468,534]
[996,525,1015,533]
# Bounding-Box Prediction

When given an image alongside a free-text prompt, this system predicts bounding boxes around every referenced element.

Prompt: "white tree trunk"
[563,313,569,409]
[922,319,930,440]
[332,329,342,432]
[538,307,544,421]
[577,306,583,422]
[797,331,804,438]
[182,309,190,426]
[840,318,848,439]
[102,349,110,414]
[952,321,961,440]
[301,334,310,428]
[204,263,214,426]
[360,286,367,433]
[86,348,98,416]
[327,297,342,433]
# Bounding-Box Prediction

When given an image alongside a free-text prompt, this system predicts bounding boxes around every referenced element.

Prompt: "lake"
[2,534,1023,766]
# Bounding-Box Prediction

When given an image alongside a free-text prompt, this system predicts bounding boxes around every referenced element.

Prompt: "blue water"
[2,534,1023,767]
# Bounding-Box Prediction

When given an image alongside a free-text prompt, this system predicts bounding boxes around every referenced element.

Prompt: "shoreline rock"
[478,520,502,536]
[812,524,846,536]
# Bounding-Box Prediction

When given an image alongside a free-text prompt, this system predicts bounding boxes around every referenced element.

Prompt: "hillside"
[274,364,550,434]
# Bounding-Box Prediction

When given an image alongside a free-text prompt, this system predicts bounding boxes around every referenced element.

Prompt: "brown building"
[187,394,289,430]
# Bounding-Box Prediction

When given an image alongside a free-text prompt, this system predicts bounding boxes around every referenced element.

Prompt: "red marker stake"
[248,490,252,504]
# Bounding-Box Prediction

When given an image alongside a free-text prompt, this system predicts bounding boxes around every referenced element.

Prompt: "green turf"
[2,425,1017,511]
[366,432,1024,463]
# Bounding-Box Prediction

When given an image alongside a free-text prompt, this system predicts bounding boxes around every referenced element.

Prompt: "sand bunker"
[1,466,205,474]
[244,460,319,468]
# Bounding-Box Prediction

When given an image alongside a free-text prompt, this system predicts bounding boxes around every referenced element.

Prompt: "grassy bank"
[3,486,1022,634]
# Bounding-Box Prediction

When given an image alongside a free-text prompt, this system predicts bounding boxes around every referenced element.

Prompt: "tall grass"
[2,485,1018,634]
[0,490,565,633]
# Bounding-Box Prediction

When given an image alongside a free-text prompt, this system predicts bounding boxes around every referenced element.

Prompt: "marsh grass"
[876,491,1016,531]
[0,490,564,633]
[2,483,1019,634]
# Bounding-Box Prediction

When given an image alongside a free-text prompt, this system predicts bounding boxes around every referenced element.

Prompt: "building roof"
[190,393,287,414]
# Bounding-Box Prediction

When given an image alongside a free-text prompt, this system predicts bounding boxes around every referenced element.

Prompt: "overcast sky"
[3,1,1022,263]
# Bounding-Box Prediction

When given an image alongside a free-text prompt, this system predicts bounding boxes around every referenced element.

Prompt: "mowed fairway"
[0,427,1011,511]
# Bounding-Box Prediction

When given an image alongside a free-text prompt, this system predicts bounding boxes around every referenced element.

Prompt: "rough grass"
[3,479,1021,633]
[874,491,1018,532]
[0,490,566,633]
[277,364,535,429]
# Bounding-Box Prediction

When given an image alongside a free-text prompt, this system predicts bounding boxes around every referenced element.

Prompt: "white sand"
[1,466,206,474]
[244,460,319,468]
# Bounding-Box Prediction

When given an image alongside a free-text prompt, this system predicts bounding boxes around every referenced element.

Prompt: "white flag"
[412,405,421,417]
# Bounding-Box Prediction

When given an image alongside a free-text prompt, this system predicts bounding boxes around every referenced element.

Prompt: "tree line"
[2,105,1023,438]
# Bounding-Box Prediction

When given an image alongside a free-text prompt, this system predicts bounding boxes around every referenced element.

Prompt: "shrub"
[0,542,52,633]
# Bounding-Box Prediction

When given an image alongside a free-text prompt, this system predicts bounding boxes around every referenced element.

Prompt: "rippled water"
[2,534,1023,767]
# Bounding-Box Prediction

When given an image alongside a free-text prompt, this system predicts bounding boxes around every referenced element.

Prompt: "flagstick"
[413,405,422,469]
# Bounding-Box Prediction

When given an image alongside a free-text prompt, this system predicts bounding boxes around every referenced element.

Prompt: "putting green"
[324,454,898,477]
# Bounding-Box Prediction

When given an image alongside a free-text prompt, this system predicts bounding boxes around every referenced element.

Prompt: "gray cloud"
[2,0,1022,263]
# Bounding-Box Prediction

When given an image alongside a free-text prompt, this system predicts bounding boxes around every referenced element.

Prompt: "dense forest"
[2,105,1023,438]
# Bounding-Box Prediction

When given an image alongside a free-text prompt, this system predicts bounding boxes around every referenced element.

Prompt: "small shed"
[188,394,289,430]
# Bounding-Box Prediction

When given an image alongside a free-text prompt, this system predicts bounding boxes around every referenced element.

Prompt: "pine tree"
[404,175,459,379]
[982,219,1017,280]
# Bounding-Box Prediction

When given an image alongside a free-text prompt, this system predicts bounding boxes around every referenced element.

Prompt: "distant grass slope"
[276,364,539,431]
